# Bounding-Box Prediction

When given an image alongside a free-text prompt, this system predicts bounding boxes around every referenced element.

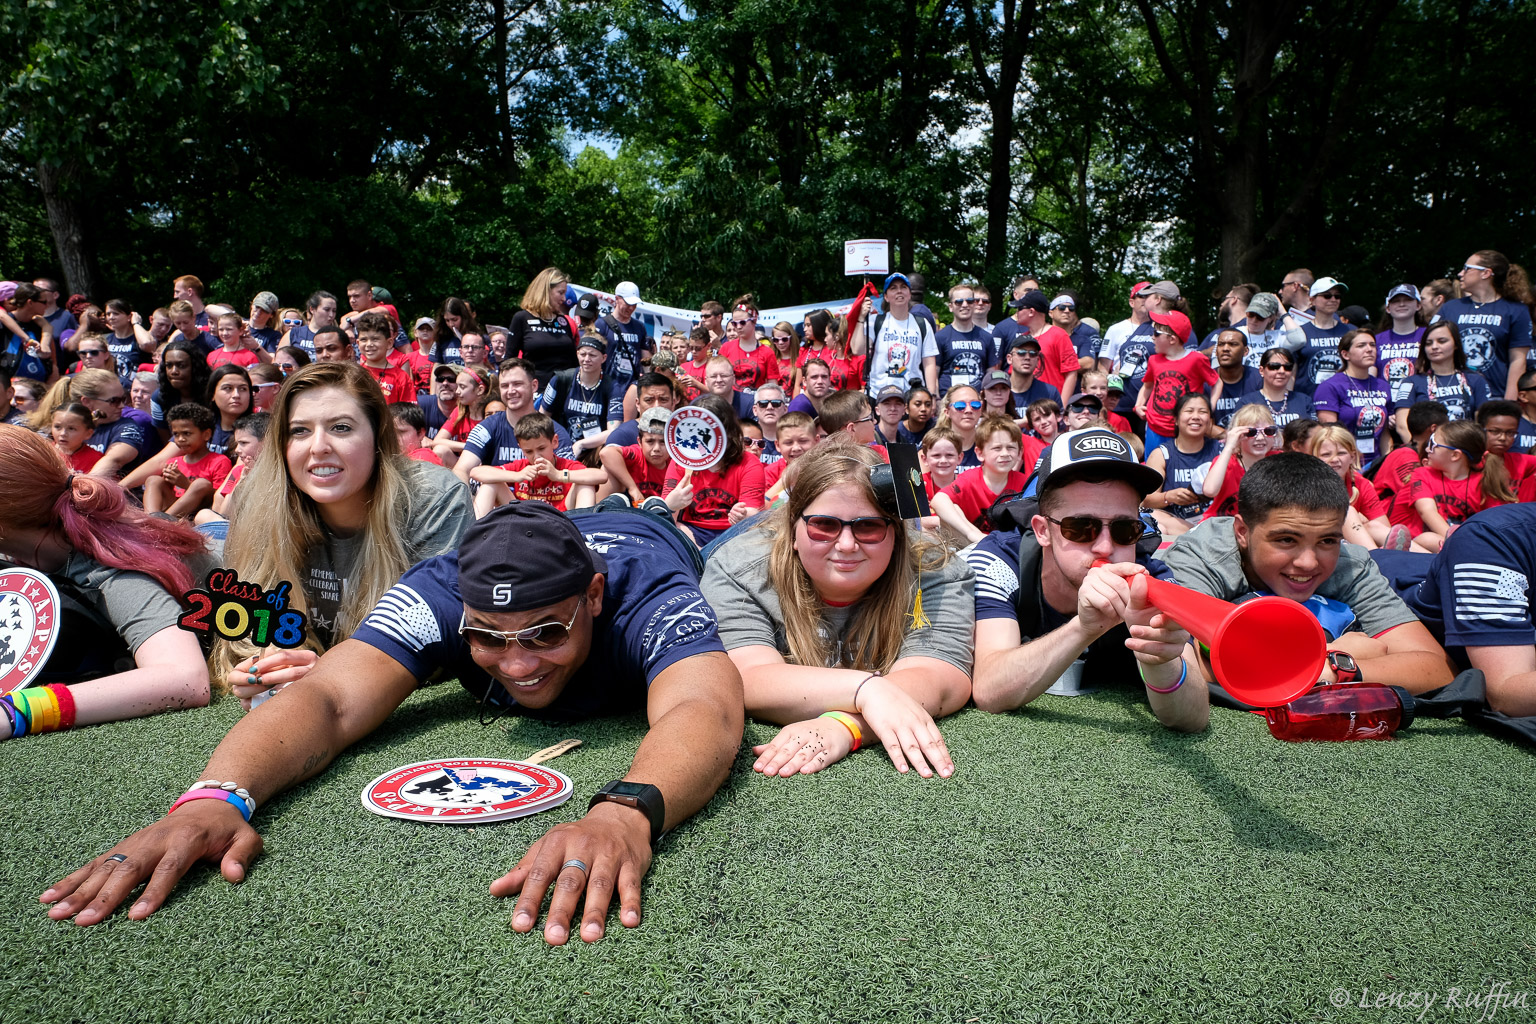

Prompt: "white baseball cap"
[615,281,642,305]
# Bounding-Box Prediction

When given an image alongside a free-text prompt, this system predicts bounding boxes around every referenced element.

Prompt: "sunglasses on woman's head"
[457,601,582,653]
[1244,426,1279,437]
[800,514,893,544]
[1044,515,1145,546]
[951,400,984,410]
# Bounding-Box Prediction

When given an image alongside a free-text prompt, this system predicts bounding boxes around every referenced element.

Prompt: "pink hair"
[0,425,205,599]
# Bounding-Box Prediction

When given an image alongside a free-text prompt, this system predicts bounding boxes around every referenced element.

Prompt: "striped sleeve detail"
[361,586,442,651]
[1452,564,1531,625]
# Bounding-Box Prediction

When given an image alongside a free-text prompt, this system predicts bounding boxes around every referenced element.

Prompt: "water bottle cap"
[1389,686,1416,731]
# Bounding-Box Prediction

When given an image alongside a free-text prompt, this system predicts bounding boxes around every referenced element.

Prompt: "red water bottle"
[1264,684,1416,742]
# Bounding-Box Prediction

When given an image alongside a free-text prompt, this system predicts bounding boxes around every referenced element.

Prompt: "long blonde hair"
[519,267,569,320]
[29,368,119,431]
[1308,424,1362,504]
[765,439,949,672]
[213,361,416,684]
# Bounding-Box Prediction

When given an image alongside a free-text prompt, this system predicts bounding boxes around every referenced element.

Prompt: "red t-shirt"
[168,450,234,498]
[365,363,418,403]
[1033,324,1079,391]
[1349,470,1387,520]
[922,472,957,500]
[407,446,444,466]
[394,349,434,391]
[498,456,585,510]
[1018,434,1046,478]
[796,347,863,392]
[217,461,246,497]
[719,340,781,391]
[206,348,260,369]
[664,454,766,529]
[941,467,1029,532]
[1143,350,1219,436]
[442,410,480,443]
[620,444,670,498]
[1499,451,1536,500]
[61,445,102,473]
[1407,466,1502,532]
[1107,411,1133,434]
[1201,456,1251,520]
[677,359,709,401]
[1375,446,1423,525]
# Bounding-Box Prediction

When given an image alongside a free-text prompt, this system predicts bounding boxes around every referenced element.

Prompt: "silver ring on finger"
[561,858,589,876]
[106,853,127,863]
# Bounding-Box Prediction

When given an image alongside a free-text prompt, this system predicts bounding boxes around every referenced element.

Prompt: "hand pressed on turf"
[753,718,856,776]
[853,674,955,778]
[493,801,653,945]
[40,799,261,926]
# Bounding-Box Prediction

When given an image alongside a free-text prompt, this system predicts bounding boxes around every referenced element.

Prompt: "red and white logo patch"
[0,568,61,695]
[665,406,727,471]
[361,758,573,824]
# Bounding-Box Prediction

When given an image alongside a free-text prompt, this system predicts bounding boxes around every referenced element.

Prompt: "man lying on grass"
[1161,453,1451,694]
[966,428,1210,731]
[42,501,744,946]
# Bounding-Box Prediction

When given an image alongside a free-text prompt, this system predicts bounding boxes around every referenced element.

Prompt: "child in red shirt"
[1406,420,1514,552]
[1134,310,1220,450]
[1201,407,1277,519]
[719,332,780,391]
[390,401,443,466]
[931,415,1029,543]
[358,312,417,403]
[470,413,607,516]
[212,412,269,519]
[143,403,232,517]
[51,403,103,474]
[662,396,766,545]
[762,411,817,501]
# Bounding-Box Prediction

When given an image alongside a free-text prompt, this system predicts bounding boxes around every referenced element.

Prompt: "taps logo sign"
[0,569,61,694]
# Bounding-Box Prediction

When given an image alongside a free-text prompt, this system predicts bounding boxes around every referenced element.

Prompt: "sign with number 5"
[843,239,890,277]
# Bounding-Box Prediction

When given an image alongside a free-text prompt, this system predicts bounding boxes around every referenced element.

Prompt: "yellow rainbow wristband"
[819,711,863,752]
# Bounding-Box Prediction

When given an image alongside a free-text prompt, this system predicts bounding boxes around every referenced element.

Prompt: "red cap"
[1130,281,1152,299]
[1149,309,1192,344]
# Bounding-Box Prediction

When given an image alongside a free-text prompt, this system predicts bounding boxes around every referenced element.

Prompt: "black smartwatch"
[1326,650,1361,685]
[588,781,666,850]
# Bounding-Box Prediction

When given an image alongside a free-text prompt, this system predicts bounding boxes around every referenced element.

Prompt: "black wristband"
[588,781,666,850]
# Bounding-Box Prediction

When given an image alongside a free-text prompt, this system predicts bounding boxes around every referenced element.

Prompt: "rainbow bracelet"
[819,710,864,752]
[168,789,253,822]
[1139,659,1188,695]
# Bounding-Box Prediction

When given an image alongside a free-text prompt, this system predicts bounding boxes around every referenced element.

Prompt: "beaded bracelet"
[187,780,256,815]
[819,711,863,752]
[1139,659,1188,695]
[169,789,253,823]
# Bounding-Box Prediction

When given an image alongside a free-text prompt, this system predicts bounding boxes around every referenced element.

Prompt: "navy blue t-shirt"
[1106,321,1156,415]
[418,394,454,434]
[603,420,641,450]
[1398,372,1489,422]
[1212,366,1263,426]
[1010,379,1061,410]
[352,513,724,718]
[105,331,143,386]
[251,326,282,352]
[88,416,157,476]
[210,424,234,458]
[1404,503,1536,666]
[1515,416,1536,455]
[463,413,574,466]
[934,325,993,392]
[1236,389,1312,428]
[1295,321,1349,395]
[595,316,651,391]
[1067,323,1102,362]
[1438,297,1533,397]
[286,325,317,359]
[2,331,52,383]
[990,318,1030,365]
[1152,437,1221,520]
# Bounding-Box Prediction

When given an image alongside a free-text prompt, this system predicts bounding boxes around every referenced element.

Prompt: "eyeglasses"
[1462,263,1490,274]
[1243,426,1280,437]
[77,349,106,356]
[1262,362,1294,371]
[730,319,750,328]
[800,514,894,543]
[1426,437,1470,456]
[282,318,303,326]
[1068,401,1101,414]
[743,437,766,449]
[755,398,785,408]
[1044,515,1145,546]
[458,600,582,653]
[951,400,984,410]
[1012,348,1040,357]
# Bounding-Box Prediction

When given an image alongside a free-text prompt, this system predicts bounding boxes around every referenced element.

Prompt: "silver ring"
[106,854,127,864]
[561,858,589,875]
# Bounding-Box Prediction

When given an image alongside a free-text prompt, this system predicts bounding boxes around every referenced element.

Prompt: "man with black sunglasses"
[967,428,1209,731]
[45,501,744,947]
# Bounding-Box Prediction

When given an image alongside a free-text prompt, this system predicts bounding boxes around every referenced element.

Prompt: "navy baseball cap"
[457,502,606,613]
[884,272,912,293]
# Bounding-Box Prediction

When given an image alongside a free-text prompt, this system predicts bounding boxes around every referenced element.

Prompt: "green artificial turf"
[4,683,1533,1023]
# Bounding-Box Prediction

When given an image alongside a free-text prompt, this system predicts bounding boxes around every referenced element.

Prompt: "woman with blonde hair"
[0,426,212,740]
[700,439,974,778]
[1308,424,1394,549]
[30,368,159,480]
[216,361,472,707]
[936,382,985,468]
[511,267,579,383]
[429,363,496,468]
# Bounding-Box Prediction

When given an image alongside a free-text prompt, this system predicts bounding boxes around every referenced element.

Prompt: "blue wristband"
[1140,658,1188,695]
[1,695,26,739]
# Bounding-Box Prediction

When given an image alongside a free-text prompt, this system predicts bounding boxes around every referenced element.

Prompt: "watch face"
[1330,652,1358,673]
[607,781,650,798]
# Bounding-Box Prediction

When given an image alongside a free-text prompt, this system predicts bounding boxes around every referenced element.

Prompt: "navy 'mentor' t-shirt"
[1404,503,1536,664]
[1437,296,1533,397]
[353,513,724,718]
[463,414,574,465]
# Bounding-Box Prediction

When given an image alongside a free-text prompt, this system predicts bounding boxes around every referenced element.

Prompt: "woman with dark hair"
[432,296,484,366]
[662,392,764,546]
[510,268,578,383]
[205,364,254,456]
[1143,391,1221,534]
[279,291,338,359]
[151,338,211,438]
[1392,321,1489,439]
[699,439,972,778]
[0,426,213,740]
[101,298,155,385]
[274,345,310,377]
[1312,329,1394,463]
[797,309,862,393]
[1439,249,1534,398]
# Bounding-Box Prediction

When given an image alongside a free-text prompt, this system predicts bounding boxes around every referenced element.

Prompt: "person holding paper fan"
[662,394,764,546]
[0,425,214,741]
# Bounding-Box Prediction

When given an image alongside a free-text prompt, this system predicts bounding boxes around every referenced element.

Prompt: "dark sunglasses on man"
[1044,515,1145,546]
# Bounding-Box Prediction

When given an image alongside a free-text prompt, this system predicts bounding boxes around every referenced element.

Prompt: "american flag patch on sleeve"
[1452,564,1531,625]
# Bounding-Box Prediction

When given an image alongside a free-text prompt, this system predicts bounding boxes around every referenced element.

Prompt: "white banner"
[569,283,861,335]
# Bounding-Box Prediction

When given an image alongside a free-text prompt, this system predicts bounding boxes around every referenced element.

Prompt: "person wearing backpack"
[849,273,939,398]
[964,428,1209,731]
[541,333,616,457]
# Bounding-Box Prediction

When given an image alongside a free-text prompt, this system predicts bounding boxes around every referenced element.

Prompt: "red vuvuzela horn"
[1096,561,1325,707]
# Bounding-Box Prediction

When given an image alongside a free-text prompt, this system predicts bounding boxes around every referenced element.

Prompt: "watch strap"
[588,782,666,850]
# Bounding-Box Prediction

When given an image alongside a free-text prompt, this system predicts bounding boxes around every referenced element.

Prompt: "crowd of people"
[3,254,1534,945]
